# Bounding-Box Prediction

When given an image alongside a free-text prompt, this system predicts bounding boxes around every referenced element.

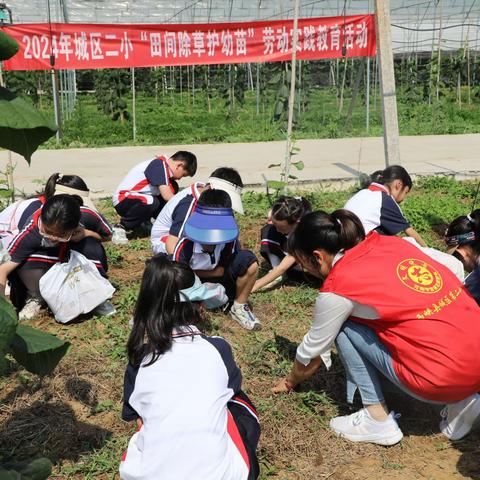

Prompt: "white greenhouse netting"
[3,1,480,54]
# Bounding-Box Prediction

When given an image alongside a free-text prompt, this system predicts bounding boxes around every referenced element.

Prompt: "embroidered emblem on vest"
[397,258,443,294]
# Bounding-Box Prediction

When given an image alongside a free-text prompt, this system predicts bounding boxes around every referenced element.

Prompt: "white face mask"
[40,237,60,248]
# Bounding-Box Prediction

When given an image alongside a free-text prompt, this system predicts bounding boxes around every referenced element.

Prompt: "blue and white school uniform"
[151,182,204,254]
[120,326,260,480]
[113,156,177,230]
[0,197,46,249]
[344,182,410,235]
[113,156,174,207]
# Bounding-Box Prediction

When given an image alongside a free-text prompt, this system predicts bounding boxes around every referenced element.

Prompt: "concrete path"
[1,133,479,197]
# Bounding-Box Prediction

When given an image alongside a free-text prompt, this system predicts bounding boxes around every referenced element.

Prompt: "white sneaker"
[93,300,116,317]
[230,303,262,331]
[440,393,480,440]
[112,226,128,245]
[19,298,43,321]
[330,408,403,446]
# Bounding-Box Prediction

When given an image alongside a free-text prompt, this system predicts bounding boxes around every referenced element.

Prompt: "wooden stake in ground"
[375,0,401,166]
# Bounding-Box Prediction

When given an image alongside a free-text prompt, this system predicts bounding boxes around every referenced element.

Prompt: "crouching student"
[273,209,480,445]
[151,167,244,256]
[253,196,311,292]
[120,255,260,480]
[112,151,197,244]
[445,209,480,305]
[172,189,261,331]
[344,165,427,246]
[0,195,114,320]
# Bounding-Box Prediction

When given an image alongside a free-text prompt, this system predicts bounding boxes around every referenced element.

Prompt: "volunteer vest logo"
[396,258,443,294]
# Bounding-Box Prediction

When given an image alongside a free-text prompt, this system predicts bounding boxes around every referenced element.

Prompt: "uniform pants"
[10,238,108,310]
[115,181,179,230]
[199,250,257,301]
[227,390,260,480]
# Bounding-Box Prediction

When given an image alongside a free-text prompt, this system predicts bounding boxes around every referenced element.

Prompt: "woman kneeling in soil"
[273,209,480,446]
[120,255,260,480]
[0,194,113,320]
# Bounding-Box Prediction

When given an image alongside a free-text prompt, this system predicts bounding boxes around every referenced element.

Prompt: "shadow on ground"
[0,379,111,464]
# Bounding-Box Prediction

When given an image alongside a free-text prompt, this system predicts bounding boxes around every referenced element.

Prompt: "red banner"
[1,15,376,71]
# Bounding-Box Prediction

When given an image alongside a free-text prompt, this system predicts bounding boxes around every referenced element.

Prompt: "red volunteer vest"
[321,232,480,402]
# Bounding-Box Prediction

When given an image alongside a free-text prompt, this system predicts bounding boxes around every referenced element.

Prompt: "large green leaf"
[0,87,57,164]
[0,296,18,353]
[9,325,70,376]
[0,31,19,61]
[0,458,52,480]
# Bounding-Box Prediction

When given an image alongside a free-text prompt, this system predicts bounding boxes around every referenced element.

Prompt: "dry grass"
[0,186,479,479]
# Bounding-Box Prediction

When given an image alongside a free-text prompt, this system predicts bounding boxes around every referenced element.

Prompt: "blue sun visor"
[184,205,239,245]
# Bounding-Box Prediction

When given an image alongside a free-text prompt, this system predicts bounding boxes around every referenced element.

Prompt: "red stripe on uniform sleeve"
[174,238,188,262]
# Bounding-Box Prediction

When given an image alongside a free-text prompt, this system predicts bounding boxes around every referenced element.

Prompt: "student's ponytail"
[359,166,412,191]
[330,209,366,250]
[288,209,365,266]
[359,170,384,189]
[43,173,89,201]
[44,172,61,200]
[127,256,200,367]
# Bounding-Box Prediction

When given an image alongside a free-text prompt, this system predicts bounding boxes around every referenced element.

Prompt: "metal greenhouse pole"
[47,0,62,143]
[132,67,137,141]
[282,0,300,185]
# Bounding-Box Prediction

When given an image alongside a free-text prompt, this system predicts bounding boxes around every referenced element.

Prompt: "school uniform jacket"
[113,156,174,206]
[120,327,259,480]
[8,204,112,270]
[344,183,410,235]
[172,237,236,271]
[151,182,204,254]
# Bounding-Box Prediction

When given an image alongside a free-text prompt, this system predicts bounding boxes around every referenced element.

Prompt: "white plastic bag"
[39,250,115,323]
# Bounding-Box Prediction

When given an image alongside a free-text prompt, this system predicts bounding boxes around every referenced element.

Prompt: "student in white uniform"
[172,189,261,331]
[120,255,260,480]
[151,167,244,255]
[112,152,197,244]
[344,165,427,246]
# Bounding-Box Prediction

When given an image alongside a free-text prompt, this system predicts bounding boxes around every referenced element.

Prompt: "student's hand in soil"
[272,377,295,394]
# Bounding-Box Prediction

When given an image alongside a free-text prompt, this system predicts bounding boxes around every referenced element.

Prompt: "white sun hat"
[207,177,244,215]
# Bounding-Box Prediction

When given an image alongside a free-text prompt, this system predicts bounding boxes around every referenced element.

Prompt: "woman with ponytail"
[253,196,311,292]
[445,209,480,305]
[344,165,427,247]
[272,209,480,446]
[120,255,260,480]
